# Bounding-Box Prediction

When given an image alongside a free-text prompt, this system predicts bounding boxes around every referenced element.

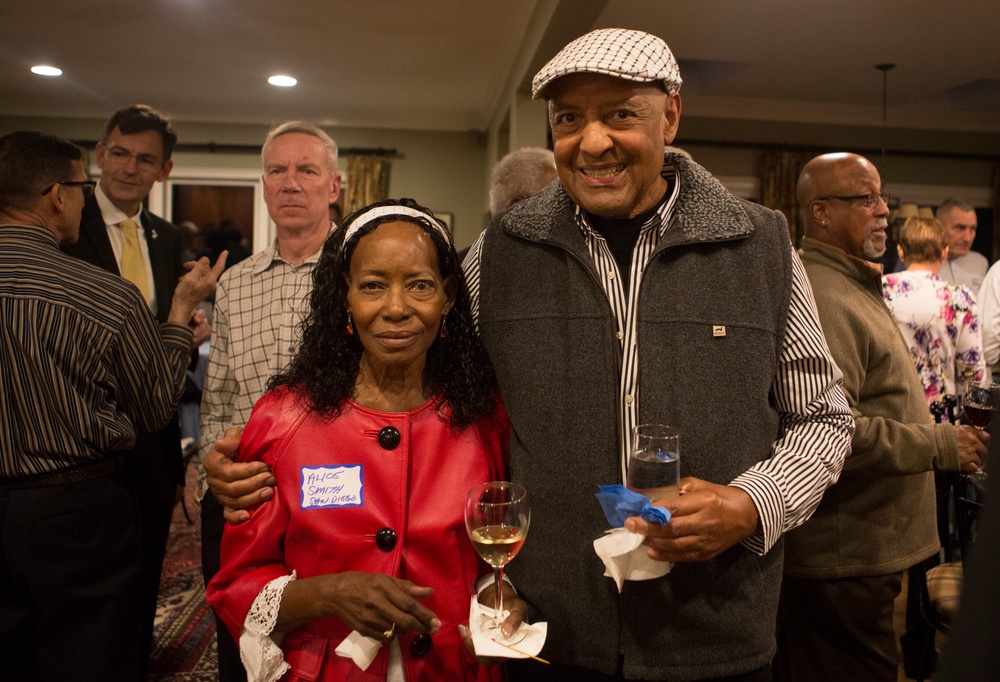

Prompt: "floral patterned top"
[883,270,985,407]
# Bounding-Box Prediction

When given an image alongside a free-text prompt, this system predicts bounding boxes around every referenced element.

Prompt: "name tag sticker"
[300,465,363,509]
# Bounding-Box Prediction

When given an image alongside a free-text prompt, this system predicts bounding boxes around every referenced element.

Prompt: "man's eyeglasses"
[40,180,97,198]
[103,146,164,172]
[817,192,889,210]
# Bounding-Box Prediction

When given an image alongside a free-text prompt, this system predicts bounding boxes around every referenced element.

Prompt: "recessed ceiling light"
[31,65,63,77]
[268,75,297,87]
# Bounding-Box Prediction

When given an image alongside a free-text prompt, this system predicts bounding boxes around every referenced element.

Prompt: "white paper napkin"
[593,527,672,592]
[334,629,382,671]
[468,597,547,658]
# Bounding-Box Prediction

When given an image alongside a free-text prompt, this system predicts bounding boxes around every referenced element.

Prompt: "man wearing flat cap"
[199,28,854,681]
[463,28,854,680]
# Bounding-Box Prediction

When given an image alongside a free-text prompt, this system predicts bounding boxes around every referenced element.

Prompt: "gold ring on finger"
[382,623,396,639]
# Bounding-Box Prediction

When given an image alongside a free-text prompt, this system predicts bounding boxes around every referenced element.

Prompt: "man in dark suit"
[62,104,208,678]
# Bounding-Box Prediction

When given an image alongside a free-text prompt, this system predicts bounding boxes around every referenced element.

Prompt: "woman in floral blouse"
[883,216,986,407]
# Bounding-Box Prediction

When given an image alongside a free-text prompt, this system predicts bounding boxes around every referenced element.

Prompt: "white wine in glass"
[465,482,530,638]
[469,524,527,568]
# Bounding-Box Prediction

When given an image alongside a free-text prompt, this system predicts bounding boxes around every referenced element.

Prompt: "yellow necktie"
[119,219,151,306]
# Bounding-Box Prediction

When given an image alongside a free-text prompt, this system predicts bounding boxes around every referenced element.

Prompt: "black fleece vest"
[477,156,793,679]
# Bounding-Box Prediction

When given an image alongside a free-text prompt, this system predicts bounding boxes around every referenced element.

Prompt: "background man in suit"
[61,104,209,677]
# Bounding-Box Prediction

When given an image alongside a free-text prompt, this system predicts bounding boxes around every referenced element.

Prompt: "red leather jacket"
[207,387,508,681]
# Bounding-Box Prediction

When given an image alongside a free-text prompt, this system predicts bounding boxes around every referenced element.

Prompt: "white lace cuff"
[239,571,296,682]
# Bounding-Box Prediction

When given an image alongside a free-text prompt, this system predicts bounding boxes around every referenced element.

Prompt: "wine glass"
[961,382,995,479]
[626,424,681,500]
[465,482,530,639]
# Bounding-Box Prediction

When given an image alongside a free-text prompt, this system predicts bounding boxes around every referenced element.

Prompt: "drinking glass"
[626,424,681,500]
[465,482,530,637]
[962,382,995,479]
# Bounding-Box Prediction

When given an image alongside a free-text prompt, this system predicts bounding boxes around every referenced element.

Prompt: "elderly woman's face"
[346,221,455,377]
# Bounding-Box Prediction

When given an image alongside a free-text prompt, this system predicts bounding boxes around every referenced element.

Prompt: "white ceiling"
[2,0,999,135]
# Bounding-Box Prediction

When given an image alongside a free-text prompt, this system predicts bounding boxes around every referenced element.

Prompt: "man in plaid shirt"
[198,120,341,682]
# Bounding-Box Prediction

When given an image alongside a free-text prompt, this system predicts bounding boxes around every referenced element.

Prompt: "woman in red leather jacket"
[207,199,513,681]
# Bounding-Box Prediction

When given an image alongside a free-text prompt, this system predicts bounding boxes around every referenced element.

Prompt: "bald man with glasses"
[775,152,987,682]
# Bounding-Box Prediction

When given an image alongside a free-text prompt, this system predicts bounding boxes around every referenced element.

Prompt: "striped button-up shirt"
[0,224,193,477]
[465,168,852,554]
[198,240,320,460]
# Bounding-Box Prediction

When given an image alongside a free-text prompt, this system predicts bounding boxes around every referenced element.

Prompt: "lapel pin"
[712,325,727,338]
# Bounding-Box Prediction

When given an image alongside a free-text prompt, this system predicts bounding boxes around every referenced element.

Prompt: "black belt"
[0,457,123,489]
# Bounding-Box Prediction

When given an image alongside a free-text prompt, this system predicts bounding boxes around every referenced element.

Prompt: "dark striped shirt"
[465,164,853,555]
[0,224,193,477]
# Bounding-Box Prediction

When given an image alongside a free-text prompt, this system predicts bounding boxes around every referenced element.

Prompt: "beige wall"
[4,112,997,246]
[675,141,996,191]
[677,116,998,189]
[0,116,490,249]
[484,96,998,211]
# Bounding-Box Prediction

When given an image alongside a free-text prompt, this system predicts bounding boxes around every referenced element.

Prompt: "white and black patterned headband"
[342,205,451,250]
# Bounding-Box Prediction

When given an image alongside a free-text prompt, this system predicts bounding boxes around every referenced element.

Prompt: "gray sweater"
[476,156,793,680]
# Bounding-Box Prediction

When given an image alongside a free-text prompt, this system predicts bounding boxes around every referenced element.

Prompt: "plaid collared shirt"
[198,240,321,461]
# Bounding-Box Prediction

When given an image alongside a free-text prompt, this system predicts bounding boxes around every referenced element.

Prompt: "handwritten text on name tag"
[300,465,363,509]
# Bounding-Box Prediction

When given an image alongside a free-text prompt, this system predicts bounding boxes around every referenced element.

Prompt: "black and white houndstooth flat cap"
[532,28,683,100]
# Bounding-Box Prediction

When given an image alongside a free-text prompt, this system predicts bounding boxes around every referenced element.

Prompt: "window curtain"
[344,154,392,216]
[760,150,810,247]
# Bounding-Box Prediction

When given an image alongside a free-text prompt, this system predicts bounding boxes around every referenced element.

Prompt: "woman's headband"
[342,206,452,250]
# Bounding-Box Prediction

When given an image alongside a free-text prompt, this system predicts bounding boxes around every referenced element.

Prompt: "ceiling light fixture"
[268,75,297,87]
[31,65,63,77]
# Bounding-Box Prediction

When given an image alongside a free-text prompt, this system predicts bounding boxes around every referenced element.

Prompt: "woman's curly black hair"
[268,198,500,430]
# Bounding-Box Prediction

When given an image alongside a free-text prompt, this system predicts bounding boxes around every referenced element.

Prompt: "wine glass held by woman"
[206,199,519,681]
[463,482,531,643]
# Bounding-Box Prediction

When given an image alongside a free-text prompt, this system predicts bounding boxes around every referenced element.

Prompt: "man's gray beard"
[863,236,887,260]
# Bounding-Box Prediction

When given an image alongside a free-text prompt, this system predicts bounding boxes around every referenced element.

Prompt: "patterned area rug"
[149,464,219,681]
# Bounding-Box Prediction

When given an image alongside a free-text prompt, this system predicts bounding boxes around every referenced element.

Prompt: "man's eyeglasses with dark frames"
[40,180,97,198]
[816,192,889,210]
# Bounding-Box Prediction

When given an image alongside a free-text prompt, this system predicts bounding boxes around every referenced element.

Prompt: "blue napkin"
[595,484,671,527]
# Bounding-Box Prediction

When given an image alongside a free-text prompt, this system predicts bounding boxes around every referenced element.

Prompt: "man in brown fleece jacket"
[774,152,988,682]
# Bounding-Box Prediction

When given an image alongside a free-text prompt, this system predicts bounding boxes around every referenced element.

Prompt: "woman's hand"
[458,582,528,665]
[278,571,440,641]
